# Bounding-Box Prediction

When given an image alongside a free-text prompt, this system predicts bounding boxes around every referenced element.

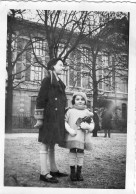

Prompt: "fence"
[12,114,127,132]
[111,118,127,132]
[12,114,36,129]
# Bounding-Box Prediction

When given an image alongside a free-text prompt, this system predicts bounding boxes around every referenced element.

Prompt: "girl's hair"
[72,95,86,105]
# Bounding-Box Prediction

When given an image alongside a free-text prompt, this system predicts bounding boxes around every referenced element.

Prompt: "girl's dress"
[65,106,94,151]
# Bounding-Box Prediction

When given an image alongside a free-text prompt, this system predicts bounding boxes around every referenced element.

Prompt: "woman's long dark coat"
[36,71,67,146]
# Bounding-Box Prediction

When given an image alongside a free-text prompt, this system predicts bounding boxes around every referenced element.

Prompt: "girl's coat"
[65,108,94,150]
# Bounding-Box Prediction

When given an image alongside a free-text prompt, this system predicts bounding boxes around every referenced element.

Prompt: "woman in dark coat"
[34,58,68,183]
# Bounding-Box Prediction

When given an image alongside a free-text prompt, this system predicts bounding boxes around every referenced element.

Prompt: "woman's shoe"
[50,171,68,177]
[40,173,59,183]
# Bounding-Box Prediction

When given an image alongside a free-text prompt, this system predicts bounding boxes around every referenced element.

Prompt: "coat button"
[55,108,58,111]
[55,98,57,100]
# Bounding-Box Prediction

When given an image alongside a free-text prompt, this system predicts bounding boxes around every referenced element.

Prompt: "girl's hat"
[72,92,88,104]
[47,58,63,70]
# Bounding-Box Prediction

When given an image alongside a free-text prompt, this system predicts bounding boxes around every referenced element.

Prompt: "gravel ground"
[4,132,126,189]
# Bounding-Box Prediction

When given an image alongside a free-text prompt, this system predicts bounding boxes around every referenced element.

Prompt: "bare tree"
[34,10,103,63]
[76,12,129,109]
[6,10,96,131]
[6,10,128,132]
[6,9,36,132]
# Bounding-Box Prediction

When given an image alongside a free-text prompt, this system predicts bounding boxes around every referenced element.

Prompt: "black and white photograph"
[0,1,135,194]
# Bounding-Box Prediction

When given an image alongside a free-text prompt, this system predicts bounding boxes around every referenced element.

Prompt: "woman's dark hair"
[47,57,63,70]
[72,95,86,105]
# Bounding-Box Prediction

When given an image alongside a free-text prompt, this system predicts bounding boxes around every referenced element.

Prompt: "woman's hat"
[47,58,63,70]
[72,91,88,104]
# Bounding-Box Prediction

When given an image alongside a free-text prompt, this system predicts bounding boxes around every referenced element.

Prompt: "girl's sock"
[77,152,84,166]
[69,152,77,166]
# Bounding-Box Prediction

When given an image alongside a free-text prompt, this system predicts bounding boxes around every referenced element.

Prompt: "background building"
[6,13,128,130]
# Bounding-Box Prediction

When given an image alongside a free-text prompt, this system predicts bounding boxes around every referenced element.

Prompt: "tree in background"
[6,9,35,132]
[77,12,129,110]
[6,10,129,132]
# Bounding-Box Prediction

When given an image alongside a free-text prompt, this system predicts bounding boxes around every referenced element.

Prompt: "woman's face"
[75,95,85,107]
[54,60,64,75]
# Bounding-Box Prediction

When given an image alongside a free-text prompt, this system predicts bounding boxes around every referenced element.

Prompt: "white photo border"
[0,1,136,194]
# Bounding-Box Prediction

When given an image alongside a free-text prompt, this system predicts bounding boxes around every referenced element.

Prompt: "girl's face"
[75,95,86,107]
[54,60,64,75]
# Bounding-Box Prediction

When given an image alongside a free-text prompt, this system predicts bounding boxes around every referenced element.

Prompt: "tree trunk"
[5,77,13,133]
[93,81,98,110]
[5,28,14,133]
[92,59,98,110]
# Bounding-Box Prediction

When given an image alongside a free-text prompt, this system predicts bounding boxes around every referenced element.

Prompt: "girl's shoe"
[77,165,84,181]
[70,166,77,181]
[40,173,59,183]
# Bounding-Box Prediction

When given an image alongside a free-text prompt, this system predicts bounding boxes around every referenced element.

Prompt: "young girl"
[65,92,94,181]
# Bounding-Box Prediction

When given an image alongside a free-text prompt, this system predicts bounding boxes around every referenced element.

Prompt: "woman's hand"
[34,120,43,129]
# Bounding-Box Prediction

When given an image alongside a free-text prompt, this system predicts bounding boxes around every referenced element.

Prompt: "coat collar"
[50,71,66,92]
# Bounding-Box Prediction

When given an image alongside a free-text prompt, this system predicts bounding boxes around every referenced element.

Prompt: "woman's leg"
[40,143,49,175]
[49,144,68,177]
[39,143,58,183]
[48,144,58,172]
[40,143,53,178]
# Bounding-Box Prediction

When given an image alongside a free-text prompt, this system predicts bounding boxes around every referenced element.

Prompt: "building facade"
[7,16,128,129]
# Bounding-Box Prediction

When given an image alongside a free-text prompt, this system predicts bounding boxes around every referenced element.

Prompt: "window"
[15,38,24,79]
[122,103,127,119]
[121,54,128,69]
[76,65,81,87]
[15,63,22,79]
[25,50,31,81]
[33,38,45,56]
[69,67,75,86]
[69,65,81,87]
[81,47,90,64]
[112,57,115,89]
[116,76,128,93]
[102,55,109,68]
[104,76,112,91]
[59,68,68,86]
[82,71,91,89]
[98,69,103,90]
[57,43,67,58]
[69,51,81,87]
[31,96,37,116]
[31,65,42,81]
[97,55,102,67]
